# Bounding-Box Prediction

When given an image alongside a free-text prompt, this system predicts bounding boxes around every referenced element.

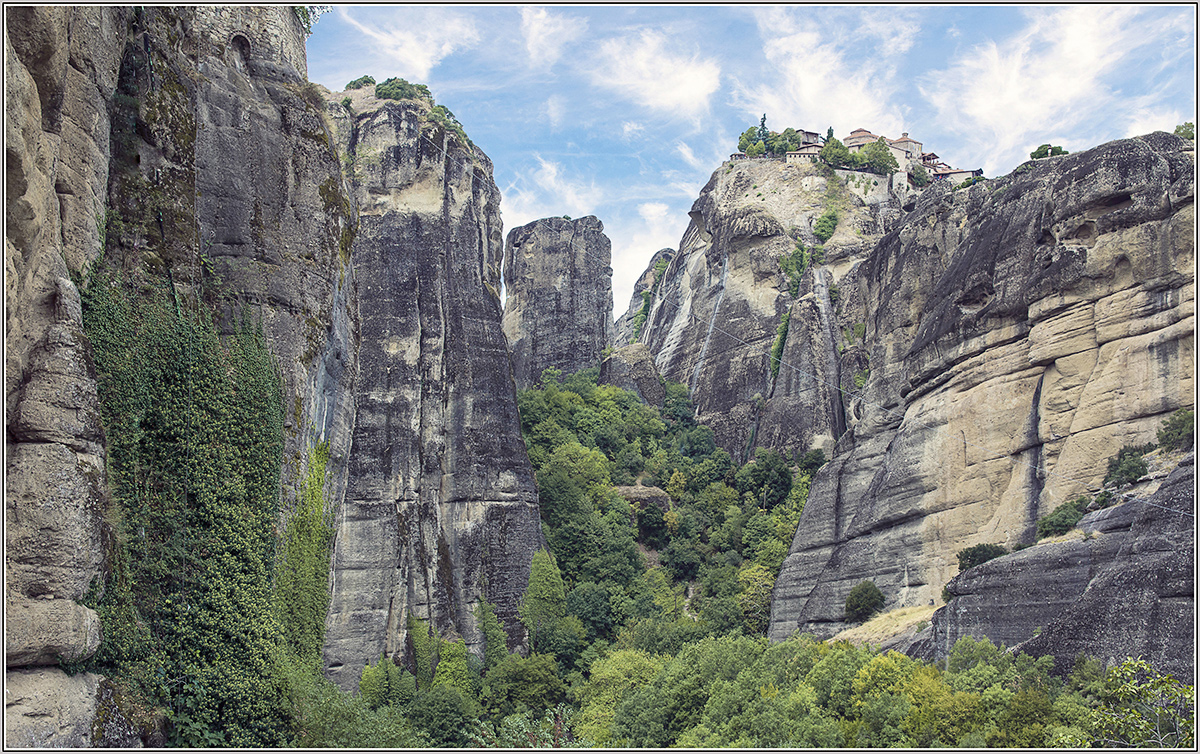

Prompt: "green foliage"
[844,580,885,623]
[480,653,566,719]
[473,600,509,671]
[408,615,439,689]
[734,448,793,509]
[433,638,474,698]
[1104,444,1152,486]
[1174,122,1195,140]
[339,96,351,110]
[1030,143,1070,159]
[956,543,1009,571]
[288,668,428,747]
[910,163,931,187]
[81,265,291,746]
[861,137,900,175]
[520,550,568,655]
[853,367,870,388]
[359,654,415,710]
[472,702,591,747]
[770,312,790,379]
[345,74,375,90]
[1036,495,1090,539]
[1157,408,1194,451]
[778,243,809,296]
[408,684,477,747]
[292,5,330,36]
[819,136,852,168]
[954,175,987,190]
[274,441,335,666]
[1086,657,1195,748]
[374,76,433,103]
[813,207,839,242]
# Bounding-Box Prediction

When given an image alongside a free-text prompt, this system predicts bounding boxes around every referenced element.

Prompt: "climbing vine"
[81,264,291,747]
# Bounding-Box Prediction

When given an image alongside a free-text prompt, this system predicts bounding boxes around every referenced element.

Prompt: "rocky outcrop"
[1011,455,1194,679]
[6,4,545,729]
[321,85,542,690]
[502,215,614,388]
[599,343,665,406]
[768,135,1194,640]
[5,6,130,739]
[639,159,895,462]
[614,247,673,345]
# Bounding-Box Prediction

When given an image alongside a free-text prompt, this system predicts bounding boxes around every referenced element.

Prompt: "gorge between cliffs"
[4,6,1195,748]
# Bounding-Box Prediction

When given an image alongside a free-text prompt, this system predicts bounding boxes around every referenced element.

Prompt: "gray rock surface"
[768,135,1194,641]
[4,668,102,748]
[321,91,542,690]
[614,247,673,345]
[599,343,665,406]
[502,215,614,388]
[639,159,894,462]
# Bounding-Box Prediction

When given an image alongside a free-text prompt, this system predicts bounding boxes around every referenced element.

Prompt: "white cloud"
[543,95,565,130]
[1123,106,1186,139]
[622,122,645,140]
[638,202,670,223]
[520,7,587,69]
[501,156,604,233]
[608,209,688,314]
[856,9,921,57]
[733,10,907,140]
[675,142,705,170]
[338,7,480,81]
[919,6,1189,175]
[589,30,721,121]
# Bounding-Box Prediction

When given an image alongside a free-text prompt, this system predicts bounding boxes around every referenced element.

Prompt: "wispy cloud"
[919,6,1191,175]
[733,8,908,139]
[521,7,587,69]
[589,30,721,121]
[338,7,481,81]
[543,95,566,130]
[501,156,604,232]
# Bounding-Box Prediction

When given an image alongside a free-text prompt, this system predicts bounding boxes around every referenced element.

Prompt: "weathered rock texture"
[920,454,1194,680]
[5,4,544,729]
[614,246,673,345]
[639,159,896,463]
[502,215,614,388]
[598,343,665,406]
[767,135,1194,640]
[321,85,542,690]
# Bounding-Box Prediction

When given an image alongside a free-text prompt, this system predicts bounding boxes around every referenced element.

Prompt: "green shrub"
[813,209,838,242]
[340,96,351,110]
[941,585,953,604]
[345,75,375,90]
[1157,408,1194,451]
[1103,445,1151,487]
[956,543,1008,571]
[375,76,433,104]
[1036,495,1089,539]
[845,580,885,623]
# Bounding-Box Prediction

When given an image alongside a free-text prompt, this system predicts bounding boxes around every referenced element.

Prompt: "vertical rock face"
[6,4,545,730]
[321,88,542,690]
[767,134,1194,640]
[639,159,894,462]
[5,11,128,741]
[613,246,673,345]
[502,215,614,388]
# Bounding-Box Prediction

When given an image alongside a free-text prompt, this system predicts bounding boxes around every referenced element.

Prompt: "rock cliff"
[5,5,543,739]
[613,246,673,345]
[921,452,1194,680]
[502,215,614,389]
[766,134,1194,640]
[639,159,899,462]
[322,85,541,690]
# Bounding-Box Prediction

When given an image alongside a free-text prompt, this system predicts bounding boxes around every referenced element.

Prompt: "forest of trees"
[289,368,1193,748]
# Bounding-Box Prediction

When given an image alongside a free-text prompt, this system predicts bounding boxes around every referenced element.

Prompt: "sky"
[305,4,1196,316]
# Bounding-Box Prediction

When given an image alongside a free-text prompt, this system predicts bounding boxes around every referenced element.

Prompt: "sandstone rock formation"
[638,160,896,463]
[767,135,1194,640]
[5,5,545,732]
[322,85,541,690]
[614,246,673,345]
[598,343,666,406]
[502,215,614,388]
[913,454,1194,681]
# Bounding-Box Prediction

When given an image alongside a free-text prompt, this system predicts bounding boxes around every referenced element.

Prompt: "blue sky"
[305,4,1196,313]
